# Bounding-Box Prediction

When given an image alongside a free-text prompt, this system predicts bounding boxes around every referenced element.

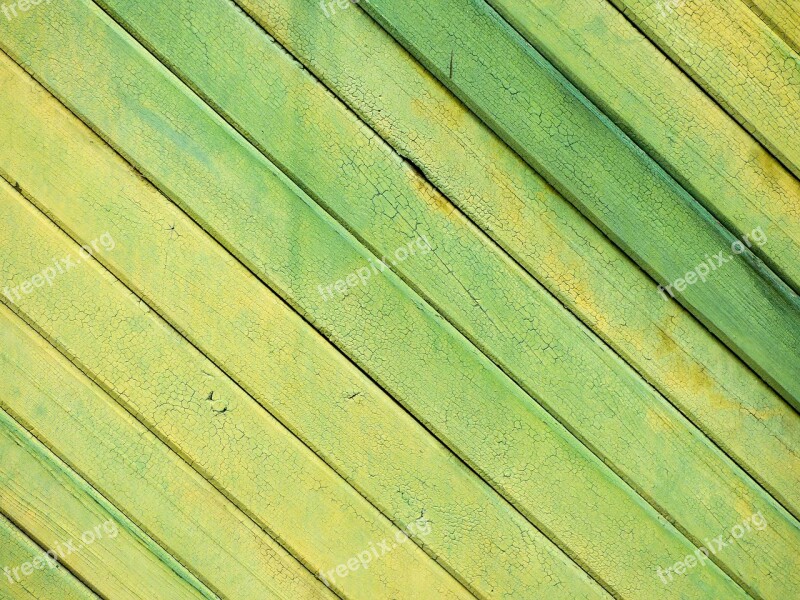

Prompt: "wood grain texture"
[0,513,98,600]
[0,304,336,600]
[486,0,800,294]
[0,409,214,600]
[742,0,800,54]
[0,3,759,598]
[69,2,800,598]
[608,0,800,178]
[355,0,800,412]
[0,188,473,600]
[231,0,800,524]
[0,52,604,600]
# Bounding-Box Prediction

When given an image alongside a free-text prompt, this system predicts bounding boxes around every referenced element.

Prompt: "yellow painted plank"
[0,513,98,600]
[0,304,336,600]
[610,0,800,178]
[0,190,473,600]
[486,0,800,294]
[0,6,756,598]
[0,52,609,600]
[742,0,800,54]
[0,409,214,600]
[230,0,800,522]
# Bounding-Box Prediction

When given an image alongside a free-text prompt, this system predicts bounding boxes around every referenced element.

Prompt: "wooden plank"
[0,56,611,600]
[352,0,800,411]
[485,0,800,294]
[0,305,337,600]
[74,1,800,597]
[608,0,800,178]
[0,513,99,600]
[0,3,780,598]
[742,0,800,54]
[0,409,214,600]
[231,0,800,522]
[0,193,473,600]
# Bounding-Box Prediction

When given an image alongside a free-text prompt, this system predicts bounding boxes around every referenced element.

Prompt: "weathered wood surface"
[0,0,797,598]
[0,409,214,600]
[356,0,800,413]
[609,0,800,178]
[0,304,336,600]
[0,513,99,600]
[486,0,800,295]
[0,2,772,598]
[232,0,800,522]
[0,186,475,600]
[742,0,800,54]
[0,51,604,600]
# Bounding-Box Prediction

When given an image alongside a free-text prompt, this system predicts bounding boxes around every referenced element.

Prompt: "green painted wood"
[0,513,99,600]
[0,409,214,600]
[486,0,800,295]
[609,0,800,179]
[354,0,800,411]
[230,0,800,521]
[0,55,603,600]
[0,306,336,600]
[0,4,755,599]
[0,190,473,600]
[742,0,800,54]
[73,2,800,598]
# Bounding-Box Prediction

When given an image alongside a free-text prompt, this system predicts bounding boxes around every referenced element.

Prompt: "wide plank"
[230,0,800,521]
[0,4,757,598]
[353,0,800,410]
[0,513,99,600]
[0,305,336,600]
[608,0,800,178]
[0,190,473,600]
[485,0,800,294]
[0,409,214,600]
[0,58,606,600]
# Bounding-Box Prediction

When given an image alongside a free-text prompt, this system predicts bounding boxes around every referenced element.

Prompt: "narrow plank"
[0,305,337,600]
[231,0,800,522]
[353,0,800,410]
[0,4,757,599]
[608,0,800,178]
[485,0,800,294]
[0,409,213,600]
[0,193,473,600]
[742,0,800,54]
[0,52,609,600]
[77,2,800,598]
[0,513,98,600]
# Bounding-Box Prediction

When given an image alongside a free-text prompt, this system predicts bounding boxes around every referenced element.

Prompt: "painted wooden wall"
[0,0,798,598]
